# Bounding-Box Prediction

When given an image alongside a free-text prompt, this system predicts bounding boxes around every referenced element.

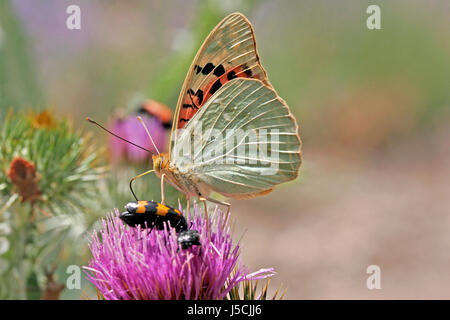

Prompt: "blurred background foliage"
[0,0,44,116]
[0,111,105,298]
[0,0,449,299]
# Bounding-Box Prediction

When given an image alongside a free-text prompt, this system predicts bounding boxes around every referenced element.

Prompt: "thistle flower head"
[85,204,275,300]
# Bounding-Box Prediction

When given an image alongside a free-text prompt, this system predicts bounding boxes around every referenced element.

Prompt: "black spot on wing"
[182,104,194,109]
[180,118,190,123]
[209,79,222,95]
[194,65,202,74]
[195,89,203,105]
[202,62,215,75]
[213,64,225,77]
[241,64,253,77]
[187,88,201,108]
[227,71,237,81]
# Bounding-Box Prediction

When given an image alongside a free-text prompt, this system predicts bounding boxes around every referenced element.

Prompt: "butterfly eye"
[152,155,162,173]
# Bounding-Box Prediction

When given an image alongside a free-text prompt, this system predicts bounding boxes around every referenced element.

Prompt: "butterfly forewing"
[170,13,271,157]
[172,78,301,199]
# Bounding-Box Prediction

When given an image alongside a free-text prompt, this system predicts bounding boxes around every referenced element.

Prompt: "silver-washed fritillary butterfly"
[135,12,302,215]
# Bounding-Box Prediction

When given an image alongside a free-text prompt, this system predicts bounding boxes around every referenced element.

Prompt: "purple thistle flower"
[108,101,171,163]
[84,204,275,300]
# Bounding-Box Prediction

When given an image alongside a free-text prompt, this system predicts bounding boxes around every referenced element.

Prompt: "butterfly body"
[153,153,211,199]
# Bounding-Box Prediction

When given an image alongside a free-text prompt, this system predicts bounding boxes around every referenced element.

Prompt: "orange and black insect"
[120,200,201,249]
[120,200,187,232]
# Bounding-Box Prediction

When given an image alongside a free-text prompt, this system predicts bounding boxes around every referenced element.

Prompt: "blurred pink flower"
[108,101,171,163]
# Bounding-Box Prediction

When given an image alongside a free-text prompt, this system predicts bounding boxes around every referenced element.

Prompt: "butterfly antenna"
[137,116,160,154]
[86,117,151,153]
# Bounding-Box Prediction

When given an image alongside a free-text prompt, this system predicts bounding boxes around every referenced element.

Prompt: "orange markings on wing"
[177,65,260,129]
[219,187,273,200]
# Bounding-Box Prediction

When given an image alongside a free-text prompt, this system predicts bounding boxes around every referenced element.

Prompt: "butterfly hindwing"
[172,78,301,198]
[171,13,271,154]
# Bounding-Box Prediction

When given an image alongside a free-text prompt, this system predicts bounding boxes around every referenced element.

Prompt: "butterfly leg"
[129,169,155,201]
[186,196,191,216]
[199,197,211,239]
[160,173,166,204]
[201,196,231,231]
[202,197,230,216]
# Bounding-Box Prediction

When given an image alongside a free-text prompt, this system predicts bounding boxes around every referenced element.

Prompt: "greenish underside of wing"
[173,78,302,195]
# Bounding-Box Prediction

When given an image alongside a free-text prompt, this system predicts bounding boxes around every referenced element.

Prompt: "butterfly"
[133,13,302,215]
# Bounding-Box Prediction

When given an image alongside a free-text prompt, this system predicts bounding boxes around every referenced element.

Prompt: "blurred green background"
[1,0,449,299]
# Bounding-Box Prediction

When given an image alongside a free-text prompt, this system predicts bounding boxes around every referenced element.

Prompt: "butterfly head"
[152,153,170,174]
